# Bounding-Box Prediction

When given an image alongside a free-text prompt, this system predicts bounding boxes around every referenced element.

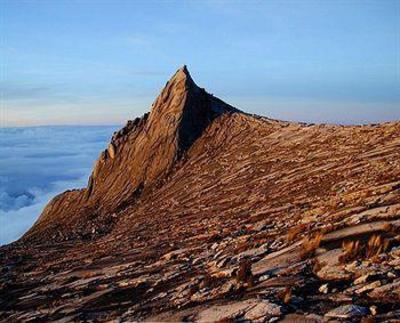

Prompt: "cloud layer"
[0,125,118,245]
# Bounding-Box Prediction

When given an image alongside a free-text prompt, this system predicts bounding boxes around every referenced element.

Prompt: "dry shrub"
[382,222,394,233]
[286,224,307,242]
[339,240,361,263]
[236,258,254,287]
[300,232,323,260]
[327,196,340,208]
[199,274,220,290]
[278,287,292,304]
[212,271,231,279]
[312,258,326,275]
[366,234,389,259]
[339,234,390,263]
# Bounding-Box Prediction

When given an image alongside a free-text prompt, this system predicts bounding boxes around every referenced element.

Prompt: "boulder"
[368,281,400,302]
[325,305,369,319]
[243,300,283,320]
[195,299,283,322]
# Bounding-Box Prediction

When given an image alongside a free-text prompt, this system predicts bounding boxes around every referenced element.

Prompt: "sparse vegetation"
[200,274,221,290]
[278,287,292,304]
[286,224,307,242]
[382,222,394,233]
[366,234,390,259]
[312,258,325,275]
[236,258,254,287]
[339,234,390,263]
[300,232,323,260]
[339,240,361,263]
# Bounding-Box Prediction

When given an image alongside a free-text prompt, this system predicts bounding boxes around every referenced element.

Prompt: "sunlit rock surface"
[1,67,399,322]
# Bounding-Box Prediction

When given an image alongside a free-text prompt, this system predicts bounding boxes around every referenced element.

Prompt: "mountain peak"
[178,64,189,75]
[147,65,233,161]
[24,66,238,242]
[149,66,198,118]
[160,65,205,101]
[168,65,192,83]
[176,65,196,85]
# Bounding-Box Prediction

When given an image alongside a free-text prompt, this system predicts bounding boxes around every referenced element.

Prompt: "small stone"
[325,305,369,319]
[390,246,400,258]
[355,281,381,294]
[162,248,187,261]
[316,264,352,281]
[107,143,116,159]
[158,292,167,298]
[214,250,224,259]
[216,257,230,268]
[368,281,400,301]
[244,300,283,320]
[219,281,235,294]
[346,260,359,270]
[192,258,202,265]
[354,274,369,285]
[211,243,219,250]
[389,258,400,266]
[370,305,378,316]
[258,274,270,282]
[319,283,329,294]
[253,220,268,231]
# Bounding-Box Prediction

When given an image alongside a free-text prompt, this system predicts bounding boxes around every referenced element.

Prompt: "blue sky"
[1,0,399,126]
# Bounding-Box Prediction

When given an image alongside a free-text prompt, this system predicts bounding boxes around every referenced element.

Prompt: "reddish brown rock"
[1,66,400,322]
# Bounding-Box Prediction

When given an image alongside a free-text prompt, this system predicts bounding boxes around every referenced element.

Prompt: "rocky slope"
[1,67,400,322]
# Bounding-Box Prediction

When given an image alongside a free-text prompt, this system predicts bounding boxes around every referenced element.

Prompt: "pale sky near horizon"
[1,0,399,126]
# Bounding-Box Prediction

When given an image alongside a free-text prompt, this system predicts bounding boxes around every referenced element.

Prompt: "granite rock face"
[24,66,237,242]
[1,67,400,322]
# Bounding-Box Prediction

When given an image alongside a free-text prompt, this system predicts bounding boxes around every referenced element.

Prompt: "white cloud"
[0,125,118,245]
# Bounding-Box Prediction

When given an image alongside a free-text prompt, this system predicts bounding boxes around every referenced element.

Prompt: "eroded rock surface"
[1,67,400,322]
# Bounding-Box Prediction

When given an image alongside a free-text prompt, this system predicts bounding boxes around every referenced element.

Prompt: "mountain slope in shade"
[1,67,400,322]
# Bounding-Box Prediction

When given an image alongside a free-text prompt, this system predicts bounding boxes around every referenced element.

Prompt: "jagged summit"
[23,66,239,241]
[166,65,194,86]
[147,65,236,157]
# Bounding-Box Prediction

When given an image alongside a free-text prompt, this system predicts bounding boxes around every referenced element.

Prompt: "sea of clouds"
[0,125,119,245]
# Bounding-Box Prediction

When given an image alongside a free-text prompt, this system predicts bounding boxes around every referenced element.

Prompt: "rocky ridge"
[1,67,400,322]
[24,66,237,242]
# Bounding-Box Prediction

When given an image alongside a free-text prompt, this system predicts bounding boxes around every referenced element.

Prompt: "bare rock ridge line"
[1,66,400,322]
[24,66,238,242]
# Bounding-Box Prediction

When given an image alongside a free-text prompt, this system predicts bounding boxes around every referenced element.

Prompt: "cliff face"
[1,67,400,322]
[24,66,237,241]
